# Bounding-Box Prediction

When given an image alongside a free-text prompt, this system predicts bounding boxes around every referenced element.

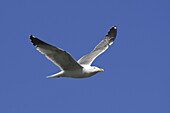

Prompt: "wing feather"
[78,26,117,65]
[30,35,83,71]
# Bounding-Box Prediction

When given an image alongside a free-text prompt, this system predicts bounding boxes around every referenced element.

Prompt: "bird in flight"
[30,26,117,78]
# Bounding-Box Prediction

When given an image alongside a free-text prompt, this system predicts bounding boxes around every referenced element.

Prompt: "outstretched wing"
[30,35,83,71]
[78,26,117,65]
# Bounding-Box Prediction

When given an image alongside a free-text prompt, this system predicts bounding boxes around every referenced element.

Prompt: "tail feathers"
[46,74,60,78]
[46,72,63,78]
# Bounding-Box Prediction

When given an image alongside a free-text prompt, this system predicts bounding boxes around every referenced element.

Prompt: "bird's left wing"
[30,35,83,71]
[78,26,117,65]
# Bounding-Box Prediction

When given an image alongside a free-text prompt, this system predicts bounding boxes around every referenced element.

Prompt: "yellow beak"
[98,69,104,72]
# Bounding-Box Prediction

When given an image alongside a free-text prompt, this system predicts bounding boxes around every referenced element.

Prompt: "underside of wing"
[30,35,83,71]
[78,26,117,65]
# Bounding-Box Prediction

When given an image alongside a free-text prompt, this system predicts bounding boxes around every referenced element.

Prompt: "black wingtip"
[106,26,117,38]
[30,35,38,46]
[30,35,33,38]
[111,26,117,31]
[113,26,117,30]
[30,35,44,46]
[30,35,36,41]
[29,35,51,47]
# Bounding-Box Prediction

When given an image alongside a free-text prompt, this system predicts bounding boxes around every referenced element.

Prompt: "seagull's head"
[91,66,104,72]
[82,65,104,76]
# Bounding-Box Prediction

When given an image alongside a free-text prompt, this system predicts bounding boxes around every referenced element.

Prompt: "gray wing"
[78,26,117,65]
[30,35,83,71]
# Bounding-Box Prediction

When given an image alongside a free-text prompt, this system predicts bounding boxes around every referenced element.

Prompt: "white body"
[48,65,98,78]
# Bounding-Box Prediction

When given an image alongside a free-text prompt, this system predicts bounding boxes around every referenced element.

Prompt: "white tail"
[46,71,64,78]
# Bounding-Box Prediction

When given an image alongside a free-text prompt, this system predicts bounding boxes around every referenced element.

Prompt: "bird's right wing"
[30,35,83,71]
[78,26,117,65]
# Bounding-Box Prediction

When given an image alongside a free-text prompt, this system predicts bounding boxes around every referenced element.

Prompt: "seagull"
[30,26,117,78]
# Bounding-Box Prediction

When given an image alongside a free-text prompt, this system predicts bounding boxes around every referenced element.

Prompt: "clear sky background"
[0,0,170,113]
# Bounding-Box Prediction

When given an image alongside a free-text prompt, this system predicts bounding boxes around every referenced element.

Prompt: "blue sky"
[0,0,170,113]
